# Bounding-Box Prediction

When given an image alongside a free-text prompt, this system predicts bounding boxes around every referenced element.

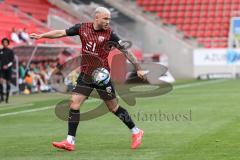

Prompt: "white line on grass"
[0,79,228,118]
[0,106,55,117]
[0,103,34,111]
[0,99,99,117]
[0,102,29,107]
[174,79,227,89]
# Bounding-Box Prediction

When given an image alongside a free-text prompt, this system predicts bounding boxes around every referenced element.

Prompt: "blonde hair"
[95,7,111,15]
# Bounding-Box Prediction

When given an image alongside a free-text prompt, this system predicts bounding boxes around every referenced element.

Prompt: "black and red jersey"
[66,22,122,74]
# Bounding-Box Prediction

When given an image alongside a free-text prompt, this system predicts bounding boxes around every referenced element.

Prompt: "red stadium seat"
[136,0,237,48]
[5,0,55,22]
[0,3,75,45]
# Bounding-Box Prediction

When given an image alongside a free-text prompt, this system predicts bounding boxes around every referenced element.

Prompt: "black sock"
[114,106,135,130]
[0,83,3,101]
[68,109,80,137]
[6,83,10,103]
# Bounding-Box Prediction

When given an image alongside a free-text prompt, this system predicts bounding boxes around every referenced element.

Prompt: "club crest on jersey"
[98,36,105,42]
[106,86,112,94]
[83,32,87,37]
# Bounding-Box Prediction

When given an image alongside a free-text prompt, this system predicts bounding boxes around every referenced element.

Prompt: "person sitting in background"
[23,71,33,94]
[39,62,50,85]
[10,28,22,44]
[29,63,49,92]
[19,28,32,45]
[19,62,27,83]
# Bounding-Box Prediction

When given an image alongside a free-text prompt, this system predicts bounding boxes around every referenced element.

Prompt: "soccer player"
[0,38,14,103]
[30,7,146,151]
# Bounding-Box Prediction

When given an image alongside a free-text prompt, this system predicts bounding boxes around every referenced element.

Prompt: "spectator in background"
[29,62,50,92]
[0,38,15,103]
[29,63,39,73]
[19,62,27,83]
[24,70,33,94]
[39,62,50,85]
[10,28,22,44]
[19,28,32,45]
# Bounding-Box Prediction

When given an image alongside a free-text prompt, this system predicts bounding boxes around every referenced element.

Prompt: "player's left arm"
[119,48,146,79]
[109,31,146,79]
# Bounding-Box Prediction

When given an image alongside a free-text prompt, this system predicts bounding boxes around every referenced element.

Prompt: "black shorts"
[72,73,116,101]
[0,69,12,81]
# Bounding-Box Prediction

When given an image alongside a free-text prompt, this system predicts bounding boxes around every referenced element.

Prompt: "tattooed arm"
[119,47,147,80]
[109,32,147,79]
[120,48,141,70]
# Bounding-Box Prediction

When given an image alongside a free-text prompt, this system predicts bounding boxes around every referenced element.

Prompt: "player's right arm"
[30,30,67,39]
[41,24,81,75]
[30,23,81,40]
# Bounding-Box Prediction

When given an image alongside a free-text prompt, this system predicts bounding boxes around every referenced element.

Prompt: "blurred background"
[1,0,240,95]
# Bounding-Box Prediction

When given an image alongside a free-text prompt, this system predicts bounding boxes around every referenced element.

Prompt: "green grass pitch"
[0,79,239,160]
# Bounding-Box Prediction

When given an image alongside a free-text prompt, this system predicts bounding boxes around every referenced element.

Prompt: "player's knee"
[70,101,80,110]
[70,96,85,110]
[70,97,83,109]
[108,104,119,113]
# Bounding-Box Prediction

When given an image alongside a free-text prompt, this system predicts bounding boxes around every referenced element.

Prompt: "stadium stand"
[136,0,240,48]
[4,0,55,23]
[0,1,74,45]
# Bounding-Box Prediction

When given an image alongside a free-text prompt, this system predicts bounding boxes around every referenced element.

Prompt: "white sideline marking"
[0,80,228,118]
[0,106,55,117]
[0,99,99,117]
[0,103,34,111]
[0,102,28,107]
[174,79,227,89]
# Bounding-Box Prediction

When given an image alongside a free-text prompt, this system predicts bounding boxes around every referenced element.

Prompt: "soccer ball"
[92,68,110,86]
